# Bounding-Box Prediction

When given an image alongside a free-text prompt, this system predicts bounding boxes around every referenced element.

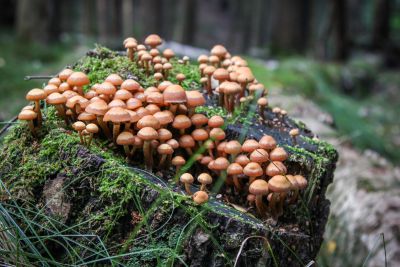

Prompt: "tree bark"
[173,0,197,45]
[372,0,391,49]
[16,0,50,43]
[331,0,348,60]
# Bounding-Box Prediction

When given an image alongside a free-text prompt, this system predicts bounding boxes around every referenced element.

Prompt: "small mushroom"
[289,128,300,145]
[67,72,90,96]
[157,143,174,167]
[227,163,243,190]
[172,156,186,178]
[192,190,209,205]
[197,173,213,191]
[243,162,263,184]
[85,123,99,147]
[257,97,268,120]
[18,109,37,135]
[268,175,292,218]
[137,127,159,171]
[72,121,86,144]
[249,179,269,215]
[46,92,68,123]
[180,173,194,195]
[26,88,46,127]
[117,131,135,159]
[269,147,288,162]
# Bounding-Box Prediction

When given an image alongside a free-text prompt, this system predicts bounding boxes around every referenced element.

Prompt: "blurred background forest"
[0,1,399,265]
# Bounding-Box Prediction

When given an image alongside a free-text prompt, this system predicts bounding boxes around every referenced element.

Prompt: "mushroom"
[243,162,263,184]
[117,131,135,159]
[18,109,37,135]
[103,107,131,144]
[58,68,74,82]
[259,135,277,151]
[191,128,209,147]
[242,139,260,154]
[235,154,250,167]
[26,88,46,127]
[249,179,269,215]
[192,190,209,205]
[203,66,216,94]
[86,123,99,147]
[249,149,269,166]
[289,128,300,145]
[172,156,186,177]
[266,161,287,177]
[197,173,213,191]
[179,135,195,155]
[208,157,229,186]
[137,126,158,171]
[46,92,67,123]
[163,48,175,61]
[269,147,288,162]
[186,91,206,116]
[224,140,241,161]
[172,115,192,135]
[180,173,194,195]
[176,73,186,85]
[209,127,226,147]
[227,163,243,190]
[72,121,86,144]
[144,34,162,49]
[85,99,111,139]
[208,115,225,129]
[125,39,137,61]
[211,45,227,61]
[157,143,174,167]
[67,72,90,96]
[191,114,208,128]
[290,175,307,203]
[163,84,187,115]
[268,175,292,218]
[257,97,268,120]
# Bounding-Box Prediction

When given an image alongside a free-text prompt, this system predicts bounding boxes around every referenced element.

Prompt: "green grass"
[248,57,400,163]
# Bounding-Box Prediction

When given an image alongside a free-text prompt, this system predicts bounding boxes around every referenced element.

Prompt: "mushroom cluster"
[17,34,307,220]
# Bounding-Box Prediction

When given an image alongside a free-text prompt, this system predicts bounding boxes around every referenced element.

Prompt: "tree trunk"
[331,0,347,60]
[173,0,197,45]
[372,0,391,49]
[16,0,49,43]
[140,0,163,38]
[122,0,135,37]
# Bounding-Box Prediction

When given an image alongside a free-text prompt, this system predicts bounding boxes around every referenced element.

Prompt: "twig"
[24,75,54,81]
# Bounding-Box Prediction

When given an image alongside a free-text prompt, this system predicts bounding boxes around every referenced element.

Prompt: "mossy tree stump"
[0,48,338,266]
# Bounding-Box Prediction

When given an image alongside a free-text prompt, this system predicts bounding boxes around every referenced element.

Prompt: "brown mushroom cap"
[227,163,243,175]
[108,99,127,109]
[137,115,161,129]
[67,72,90,87]
[157,143,174,155]
[153,110,174,125]
[224,140,242,155]
[78,112,96,122]
[249,179,269,195]
[235,154,250,166]
[211,45,227,58]
[126,98,143,110]
[145,34,162,48]
[121,79,140,91]
[259,135,277,150]
[163,84,187,104]
[96,82,116,95]
[158,81,173,92]
[269,147,288,161]
[105,74,123,86]
[166,138,179,149]
[172,155,186,166]
[26,88,46,101]
[241,139,260,153]
[179,135,195,148]
[18,109,37,120]
[85,99,109,116]
[157,128,173,142]
[58,68,74,81]
[46,92,66,105]
[209,127,226,141]
[268,175,291,193]
[294,175,307,189]
[114,89,133,101]
[191,128,209,141]
[192,190,209,205]
[197,173,213,186]
[186,91,206,108]
[180,173,194,184]
[208,115,224,128]
[117,131,135,145]
[86,123,99,134]
[137,126,158,141]
[289,128,300,137]
[43,84,59,96]
[103,107,130,123]
[257,97,268,106]
[243,162,263,177]
[191,114,208,127]
[163,48,175,59]
[266,161,287,177]
[212,157,229,171]
[213,68,229,82]
[203,65,216,76]
[72,121,86,131]
[172,115,192,130]
[146,92,164,105]
[250,149,269,163]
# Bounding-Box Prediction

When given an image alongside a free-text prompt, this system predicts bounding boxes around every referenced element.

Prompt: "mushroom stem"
[185,148,193,155]
[232,175,242,190]
[255,195,266,215]
[97,116,112,139]
[87,133,94,147]
[78,130,85,144]
[184,183,192,195]
[200,183,206,191]
[206,75,212,95]
[289,189,299,204]
[169,104,178,115]
[219,92,225,107]
[277,192,286,217]
[123,145,131,158]
[130,146,137,158]
[259,106,265,120]
[128,48,134,61]
[160,154,167,167]
[143,140,153,171]
[112,123,121,144]
[27,120,36,136]
[269,193,279,218]
[125,122,131,132]
[34,100,42,127]
[55,104,68,124]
